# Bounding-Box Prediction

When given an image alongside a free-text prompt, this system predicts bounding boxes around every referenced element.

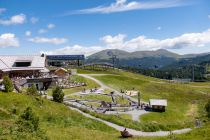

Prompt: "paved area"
[105,109,149,121]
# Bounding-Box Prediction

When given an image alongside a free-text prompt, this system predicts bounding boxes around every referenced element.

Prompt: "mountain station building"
[46,55,85,67]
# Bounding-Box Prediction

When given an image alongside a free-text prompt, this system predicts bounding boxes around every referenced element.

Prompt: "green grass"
[68,94,130,105]
[119,114,132,120]
[68,94,112,102]
[0,92,122,139]
[1,68,210,139]
[6,91,208,140]
[91,71,209,130]
[85,102,101,107]
[77,68,120,74]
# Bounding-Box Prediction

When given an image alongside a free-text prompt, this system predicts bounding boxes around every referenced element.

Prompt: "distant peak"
[156,49,169,52]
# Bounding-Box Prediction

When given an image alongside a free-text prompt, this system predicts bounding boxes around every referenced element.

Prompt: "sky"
[0,0,210,56]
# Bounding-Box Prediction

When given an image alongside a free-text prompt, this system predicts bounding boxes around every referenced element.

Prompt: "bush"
[52,86,64,103]
[2,76,14,92]
[16,107,39,132]
[13,107,48,139]
[27,84,38,95]
[205,99,210,118]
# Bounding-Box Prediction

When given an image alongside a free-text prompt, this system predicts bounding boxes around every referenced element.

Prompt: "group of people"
[57,78,86,89]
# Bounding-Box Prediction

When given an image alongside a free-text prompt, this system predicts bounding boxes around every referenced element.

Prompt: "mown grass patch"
[92,73,209,130]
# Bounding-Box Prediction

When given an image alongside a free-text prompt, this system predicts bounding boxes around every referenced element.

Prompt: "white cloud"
[71,0,187,14]
[30,17,39,24]
[208,15,210,19]
[38,24,55,34]
[0,8,6,14]
[100,34,126,49]
[44,28,210,56]
[0,33,19,48]
[29,37,67,44]
[157,26,162,30]
[0,14,26,25]
[25,31,31,37]
[38,29,47,34]
[47,23,55,29]
[43,45,103,56]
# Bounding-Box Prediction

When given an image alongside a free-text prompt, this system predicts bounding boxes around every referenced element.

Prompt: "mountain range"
[86,49,210,69]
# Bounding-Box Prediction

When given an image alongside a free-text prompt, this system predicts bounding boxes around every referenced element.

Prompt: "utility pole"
[192,65,195,82]
[137,91,141,109]
[111,55,117,69]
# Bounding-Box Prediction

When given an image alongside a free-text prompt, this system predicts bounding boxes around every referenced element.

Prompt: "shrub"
[13,107,48,139]
[16,107,39,132]
[27,84,38,95]
[205,99,210,118]
[52,86,64,103]
[2,76,14,92]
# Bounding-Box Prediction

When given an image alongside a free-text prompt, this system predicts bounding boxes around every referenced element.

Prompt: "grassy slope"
[77,69,210,137]
[0,92,122,140]
[1,69,210,139]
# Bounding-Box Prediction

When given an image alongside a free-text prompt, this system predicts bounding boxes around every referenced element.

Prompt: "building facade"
[46,55,85,67]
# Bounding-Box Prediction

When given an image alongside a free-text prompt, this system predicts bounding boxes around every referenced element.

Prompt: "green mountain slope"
[0,92,119,140]
[86,49,210,70]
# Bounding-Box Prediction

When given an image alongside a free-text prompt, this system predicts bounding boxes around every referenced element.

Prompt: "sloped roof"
[55,67,68,73]
[149,99,167,106]
[0,55,45,72]
[0,59,9,70]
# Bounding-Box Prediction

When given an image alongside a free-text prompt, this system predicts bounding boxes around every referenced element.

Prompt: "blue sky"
[0,0,210,56]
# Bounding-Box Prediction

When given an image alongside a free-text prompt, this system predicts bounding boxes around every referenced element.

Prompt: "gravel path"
[69,106,192,137]
[105,109,149,122]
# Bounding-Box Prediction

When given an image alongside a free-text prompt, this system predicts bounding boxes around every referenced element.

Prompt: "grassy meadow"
[0,92,121,140]
[91,71,209,129]
[0,69,209,139]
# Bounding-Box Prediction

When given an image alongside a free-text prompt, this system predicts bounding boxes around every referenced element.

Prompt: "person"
[121,128,133,138]
[129,102,132,107]
[195,119,201,128]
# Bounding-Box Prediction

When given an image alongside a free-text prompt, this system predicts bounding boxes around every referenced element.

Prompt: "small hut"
[54,68,68,77]
[149,99,167,112]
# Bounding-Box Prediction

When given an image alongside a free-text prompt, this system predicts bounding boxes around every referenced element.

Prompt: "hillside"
[162,54,210,70]
[77,69,210,139]
[1,70,210,140]
[0,92,120,140]
[86,49,208,69]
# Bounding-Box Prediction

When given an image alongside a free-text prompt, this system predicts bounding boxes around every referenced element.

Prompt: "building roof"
[0,55,45,72]
[46,55,85,60]
[149,99,167,106]
[55,67,68,73]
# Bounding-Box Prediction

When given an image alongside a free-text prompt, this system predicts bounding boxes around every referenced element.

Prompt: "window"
[15,61,31,67]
